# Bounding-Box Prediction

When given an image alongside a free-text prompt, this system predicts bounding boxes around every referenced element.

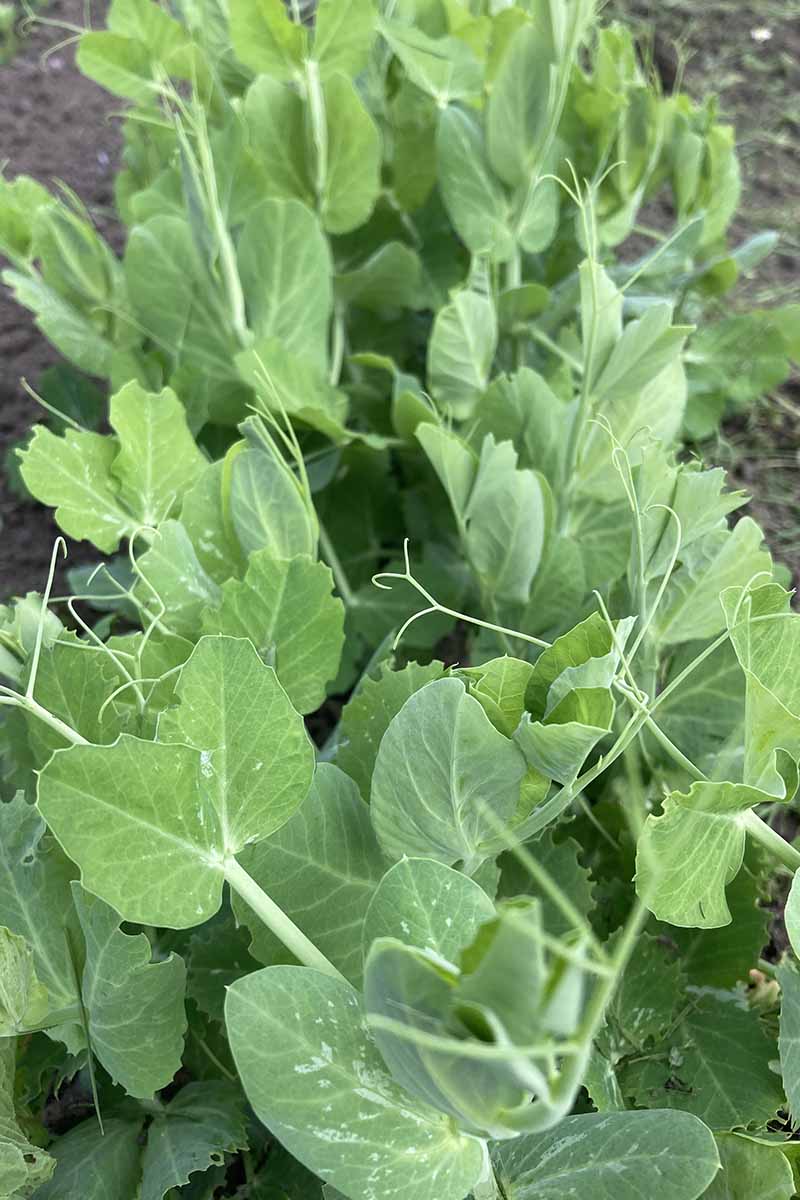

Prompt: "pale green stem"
[0,694,88,746]
[319,524,359,609]
[742,810,800,873]
[305,59,327,205]
[224,857,346,982]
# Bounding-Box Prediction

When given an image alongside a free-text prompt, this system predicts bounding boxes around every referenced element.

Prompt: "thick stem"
[742,809,800,874]
[224,857,346,982]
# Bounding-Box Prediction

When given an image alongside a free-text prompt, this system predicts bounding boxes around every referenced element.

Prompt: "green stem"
[306,58,327,205]
[319,524,359,609]
[224,857,346,982]
[742,810,800,874]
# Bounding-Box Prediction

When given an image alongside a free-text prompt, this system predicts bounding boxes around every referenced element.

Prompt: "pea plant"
[2,1,800,1198]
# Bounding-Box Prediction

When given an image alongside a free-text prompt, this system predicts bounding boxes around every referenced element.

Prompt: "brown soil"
[0,0,121,600]
[0,0,798,599]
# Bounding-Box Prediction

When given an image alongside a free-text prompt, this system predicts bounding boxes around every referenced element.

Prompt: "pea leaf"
[636,781,782,929]
[229,445,318,561]
[362,856,495,963]
[203,551,345,714]
[777,962,800,1122]
[336,660,447,798]
[0,797,82,1046]
[229,0,307,79]
[498,830,595,939]
[135,521,222,638]
[234,764,388,985]
[313,0,375,77]
[72,883,187,1098]
[2,1046,55,1195]
[141,1082,249,1200]
[237,200,332,371]
[379,19,483,103]
[0,926,49,1036]
[370,676,528,869]
[620,990,783,1130]
[702,1133,795,1200]
[38,636,314,928]
[491,1110,720,1200]
[245,76,314,207]
[427,290,497,417]
[32,1116,139,1200]
[109,382,205,527]
[321,74,381,235]
[19,426,133,553]
[225,966,485,1200]
[437,106,514,262]
[418,427,549,605]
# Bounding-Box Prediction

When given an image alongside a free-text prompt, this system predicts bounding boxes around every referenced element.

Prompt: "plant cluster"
[1,1,800,1198]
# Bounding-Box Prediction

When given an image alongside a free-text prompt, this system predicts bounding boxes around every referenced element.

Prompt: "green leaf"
[38,636,314,928]
[313,0,375,77]
[32,1116,141,1200]
[76,30,157,102]
[653,519,772,646]
[0,797,81,1043]
[18,426,133,553]
[458,655,534,737]
[777,962,800,1122]
[498,830,594,939]
[336,659,447,799]
[335,243,422,311]
[471,367,569,490]
[234,764,388,986]
[124,216,239,383]
[621,990,782,1130]
[437,106,514,262]
[514,688,614,785]
[229,446,317,561]
[363,934,528,1137]
[141,1083,249,1200]
[379,18,483,103]
[723,584,800,794]
[180,461,248,585]
[702,1133,795,1200]
[229,0,307,79]
[636,781,776,929]
[664,858,769,989]
[203,551,344,715]
[184,911,257,1024]
[321,74,382,235]
[607,931,685,1051]
[0,926,49,1036]
[370,676,527,869]
[244,76,314,208]
[1,1039,55,1197]
[492,1110,720,1200]
[362,856,495,963]
[417,427,549,605]
[486,22,557,188]
[135,520,222,638]
[427,289,497,417]
[787,871,800,960]
[225,966,484,1200]
[109,381,205,526]
[72,883,187,1098]
[238,200,332,371]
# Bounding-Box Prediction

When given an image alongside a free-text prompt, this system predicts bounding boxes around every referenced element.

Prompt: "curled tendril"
[26,537,67,702]
[372,539,551,653]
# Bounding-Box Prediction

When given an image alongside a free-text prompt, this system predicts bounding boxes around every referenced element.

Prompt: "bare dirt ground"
[0,0,120,598]
[610,0,800,577]
[0,0,798,597]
